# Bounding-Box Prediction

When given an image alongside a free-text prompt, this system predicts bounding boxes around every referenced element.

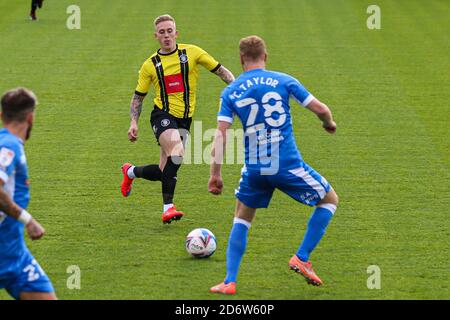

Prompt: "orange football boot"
[289,255,323,286]
[210,282,236,295]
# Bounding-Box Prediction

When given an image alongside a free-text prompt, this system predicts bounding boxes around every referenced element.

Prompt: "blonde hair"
[154,14,176,29]
[239,35,267,61]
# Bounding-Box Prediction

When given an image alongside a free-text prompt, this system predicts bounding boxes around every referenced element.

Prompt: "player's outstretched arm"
[128,93,145,142]
[306,98,337,134]
[209,121,231,194]
[214,65,235,84]
[0,181,45,240]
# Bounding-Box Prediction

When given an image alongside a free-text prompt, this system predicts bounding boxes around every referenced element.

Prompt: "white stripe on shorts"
[289,167,326,199]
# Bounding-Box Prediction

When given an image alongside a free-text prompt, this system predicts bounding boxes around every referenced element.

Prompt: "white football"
[185,228,217,258]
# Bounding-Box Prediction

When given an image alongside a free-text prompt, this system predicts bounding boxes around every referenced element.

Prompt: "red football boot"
[289,255,323,286]
[162,205,184,224]
[121,163,134,197]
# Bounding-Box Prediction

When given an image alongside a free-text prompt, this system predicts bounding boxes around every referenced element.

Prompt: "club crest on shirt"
[0,147,14,168]
[179,54,188,64]
[161,119,171,127]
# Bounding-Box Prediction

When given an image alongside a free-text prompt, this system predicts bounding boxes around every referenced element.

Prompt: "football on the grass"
[185,228,217,258]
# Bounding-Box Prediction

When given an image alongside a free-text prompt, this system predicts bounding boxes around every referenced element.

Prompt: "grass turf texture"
[0,0,449,299]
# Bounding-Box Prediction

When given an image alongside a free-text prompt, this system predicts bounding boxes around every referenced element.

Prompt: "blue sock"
[297,204,336,262]
[224,218,251,284]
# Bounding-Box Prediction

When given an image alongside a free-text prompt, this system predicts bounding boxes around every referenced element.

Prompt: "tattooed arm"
[0,180,45,240]
[214,65,235,85]
[128,93,145,142]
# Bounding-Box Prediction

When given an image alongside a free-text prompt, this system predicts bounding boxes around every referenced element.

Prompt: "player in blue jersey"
[0,88,56,300]
[208,36,339,295]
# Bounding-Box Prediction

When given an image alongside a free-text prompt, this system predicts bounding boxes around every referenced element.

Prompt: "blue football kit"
[0,128,54,299]
[218,68,331,208]
[217,69,337,285]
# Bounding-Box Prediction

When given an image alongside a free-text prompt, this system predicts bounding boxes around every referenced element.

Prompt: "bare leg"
[158,128,185,159]
[20,291,57,300]
[234,199,257,222]
[317,187,339,206]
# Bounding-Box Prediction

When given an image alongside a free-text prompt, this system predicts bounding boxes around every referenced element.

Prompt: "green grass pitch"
[0,0,449,300]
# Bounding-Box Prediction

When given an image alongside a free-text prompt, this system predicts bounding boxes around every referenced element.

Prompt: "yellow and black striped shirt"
[135,43,220,119]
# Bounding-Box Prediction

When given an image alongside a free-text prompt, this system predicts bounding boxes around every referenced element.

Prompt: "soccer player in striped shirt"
[120,14,235,224]
[208,36,339,294]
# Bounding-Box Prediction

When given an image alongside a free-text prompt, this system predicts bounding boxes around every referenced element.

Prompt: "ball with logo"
[185,228,217,258]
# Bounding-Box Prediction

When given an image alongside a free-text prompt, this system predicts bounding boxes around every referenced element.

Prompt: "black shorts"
[150,106,192,143]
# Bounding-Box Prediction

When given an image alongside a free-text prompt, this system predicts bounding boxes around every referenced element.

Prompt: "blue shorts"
[0,250,54,300]
[235,162,331,209]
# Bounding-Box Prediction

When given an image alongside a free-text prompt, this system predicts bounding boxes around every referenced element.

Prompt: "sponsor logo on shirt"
[164,73,185,94]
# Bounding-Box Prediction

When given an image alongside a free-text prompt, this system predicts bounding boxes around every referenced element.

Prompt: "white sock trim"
[163,203,174,213]
[233,217,251,229]
[317,203,337,214]
[127,166,136,179]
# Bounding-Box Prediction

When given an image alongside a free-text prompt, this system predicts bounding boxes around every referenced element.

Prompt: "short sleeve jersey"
[136,44,221,119]
[0,128,30,274]
[218,69,315,171]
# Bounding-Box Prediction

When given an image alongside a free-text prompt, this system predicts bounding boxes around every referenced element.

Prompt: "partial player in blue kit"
[208,36,339,295]
[0,88,56,300]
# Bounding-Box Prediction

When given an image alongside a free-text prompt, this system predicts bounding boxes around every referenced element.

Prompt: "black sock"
[161,156,182,204]
[133,165,162,181]
[31,0,38,13]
